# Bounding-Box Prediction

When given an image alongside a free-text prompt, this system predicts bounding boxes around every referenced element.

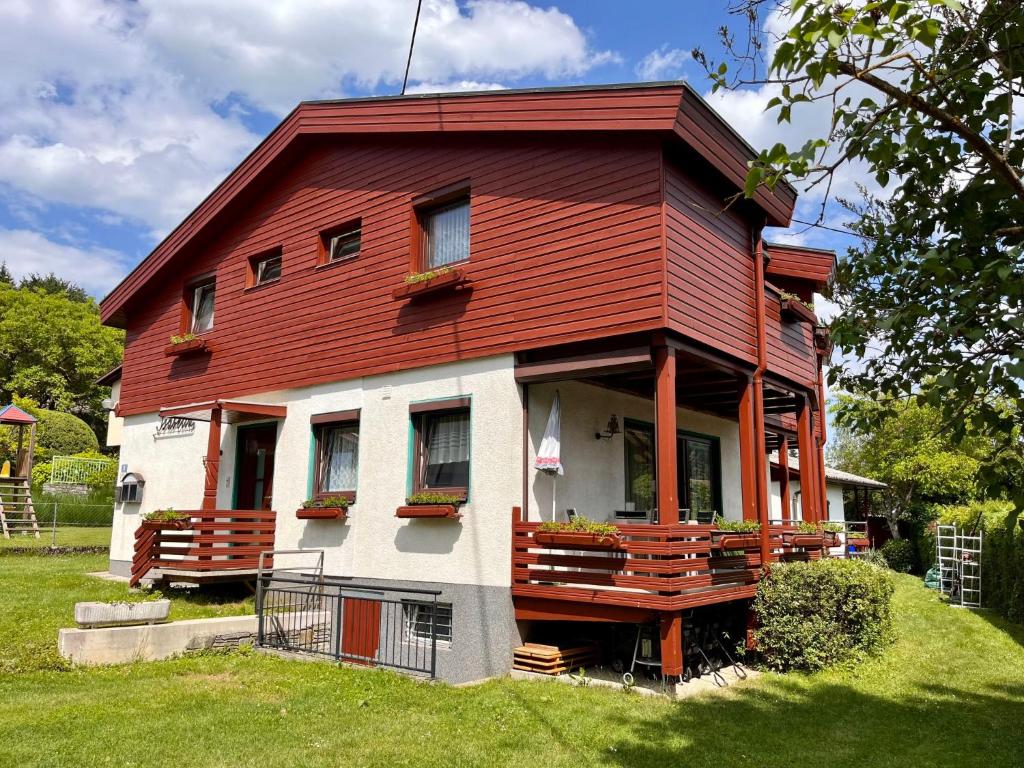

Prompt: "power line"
[790,217,861,237]
[401,0,423,96]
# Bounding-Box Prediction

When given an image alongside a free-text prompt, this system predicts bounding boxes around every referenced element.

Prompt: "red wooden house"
[100,83,835,683]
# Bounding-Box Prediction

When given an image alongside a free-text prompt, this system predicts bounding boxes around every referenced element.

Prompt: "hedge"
[937,500,1024,624]
[880,539,917,573]
[754,559,895,672]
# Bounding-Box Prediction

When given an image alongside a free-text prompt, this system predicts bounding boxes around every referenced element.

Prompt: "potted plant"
[822,522,844,547]
[712,515,761,550]
[296,496,350,520]
[787,521,825,549]
[140,509,192,531]
[534,516,622,551]
[396,492,463,519]
[165,333,209,357]
[847,531,871,549]
[391,265,469,300]
[779,291,818,324]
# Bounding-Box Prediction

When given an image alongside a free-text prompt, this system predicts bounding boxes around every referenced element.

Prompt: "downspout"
[752,227,771,569]
[816,357,829,522]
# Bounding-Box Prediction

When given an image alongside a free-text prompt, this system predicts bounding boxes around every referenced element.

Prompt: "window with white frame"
[403,601,452,644]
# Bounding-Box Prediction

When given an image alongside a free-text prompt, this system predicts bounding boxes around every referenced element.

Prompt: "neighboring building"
[99,83,839,683]
[770,453,887,523]
[96,365,123,448]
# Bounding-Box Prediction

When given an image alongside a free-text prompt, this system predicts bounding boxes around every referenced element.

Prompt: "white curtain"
[426,414,470,465]
[428,200,470,268]
[320,426,359,492]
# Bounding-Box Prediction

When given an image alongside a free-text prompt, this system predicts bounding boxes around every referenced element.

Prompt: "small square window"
[187,278,215,334]
[403,601,452,644]
[319,222,361,265]
[420,197,469,270]
[249,250,282,287]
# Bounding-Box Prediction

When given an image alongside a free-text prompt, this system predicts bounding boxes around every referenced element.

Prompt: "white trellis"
[936,523,982,609]
[49,456,114,486]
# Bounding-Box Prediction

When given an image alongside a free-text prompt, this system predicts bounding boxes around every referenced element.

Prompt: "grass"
[0,554,253,674]
[0,526,110,549]
[0,557,1022,767]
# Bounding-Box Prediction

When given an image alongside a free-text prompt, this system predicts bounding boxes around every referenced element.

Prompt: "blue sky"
[0,0,858,302]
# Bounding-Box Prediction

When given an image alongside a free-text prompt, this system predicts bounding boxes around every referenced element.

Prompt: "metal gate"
[255,566,443,677]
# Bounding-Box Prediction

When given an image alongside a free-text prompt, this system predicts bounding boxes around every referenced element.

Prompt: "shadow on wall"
[298,520,351,551]
[393,520,462,554]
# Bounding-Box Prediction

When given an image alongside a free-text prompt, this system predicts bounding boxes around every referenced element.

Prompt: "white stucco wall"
[767,477,848,523]
[104,379,124,448]
[525,380,743,523]
[111,355,522,588]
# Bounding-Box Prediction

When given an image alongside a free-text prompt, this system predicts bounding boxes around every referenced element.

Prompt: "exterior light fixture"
[595,415,620,440]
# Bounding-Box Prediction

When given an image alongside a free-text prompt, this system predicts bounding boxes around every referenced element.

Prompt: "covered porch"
[128,399,286,587]
[512,333,830,677]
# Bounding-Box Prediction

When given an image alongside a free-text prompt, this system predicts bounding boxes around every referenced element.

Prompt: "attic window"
[187,278,216,334]
[248,249,282,288]
[319,221,361,265]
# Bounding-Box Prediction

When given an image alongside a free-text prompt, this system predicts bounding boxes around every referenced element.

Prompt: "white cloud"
[404,81,507,95]
[0,0,613,238]
[635,45,689,81]
[0,228,132,297]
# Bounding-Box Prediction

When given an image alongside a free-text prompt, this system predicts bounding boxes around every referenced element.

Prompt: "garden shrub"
[33,408,99,458]
[880,539,917,573]
[754,559,895,672]
[937,500,1024,624]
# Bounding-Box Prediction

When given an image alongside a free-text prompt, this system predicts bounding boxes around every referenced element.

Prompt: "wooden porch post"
[202,407,222,511]
[660,611,684,678]
[752,375,771,566]
[778,435,791,523]
[796,396,817,523]
[654,345,679,526]
[738,377,757,522]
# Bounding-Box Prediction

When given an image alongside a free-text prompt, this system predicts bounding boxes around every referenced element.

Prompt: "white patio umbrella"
[534,391,564,521]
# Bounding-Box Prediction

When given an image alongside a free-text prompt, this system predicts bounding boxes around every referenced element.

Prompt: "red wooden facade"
[101,84,836,670]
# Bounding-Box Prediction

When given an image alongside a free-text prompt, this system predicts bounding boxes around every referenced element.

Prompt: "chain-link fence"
[0,499,113,550]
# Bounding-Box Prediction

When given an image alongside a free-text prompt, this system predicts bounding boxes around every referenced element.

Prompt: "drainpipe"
[752,227,771,569]
[816,357,829,524]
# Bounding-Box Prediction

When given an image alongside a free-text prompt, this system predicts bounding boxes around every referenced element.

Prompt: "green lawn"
[0,526,111,549]
[0,555,1022,767]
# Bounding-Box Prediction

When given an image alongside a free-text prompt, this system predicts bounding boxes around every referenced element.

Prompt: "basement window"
[403,601,452,644]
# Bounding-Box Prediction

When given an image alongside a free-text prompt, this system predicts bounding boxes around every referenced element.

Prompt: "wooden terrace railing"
[130,509,276,587]
[511,509,823,613]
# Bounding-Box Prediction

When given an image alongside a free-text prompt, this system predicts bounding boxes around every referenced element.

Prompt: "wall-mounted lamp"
[595,415,621,440]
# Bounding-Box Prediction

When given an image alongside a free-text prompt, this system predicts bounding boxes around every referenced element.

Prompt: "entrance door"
[235,424,277,510]
[678,434,719,523]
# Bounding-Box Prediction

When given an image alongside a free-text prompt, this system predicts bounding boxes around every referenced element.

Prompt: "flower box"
[395,504,461,519]
[164,338,209,357]
[714,533,761,550]
[392,268,468,300]
[780,298,818,325]
[847,537,871,548]
[140,518,192,531]
[533,530,622,551]
[824,531,842,547]
[787,533,825,548]
[296,507,348,520]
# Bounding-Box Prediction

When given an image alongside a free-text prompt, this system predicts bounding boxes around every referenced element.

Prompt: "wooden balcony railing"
[511,509,821,613]
[130,509,276,587]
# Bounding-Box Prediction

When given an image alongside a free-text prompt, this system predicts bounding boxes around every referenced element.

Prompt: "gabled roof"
[99,82,799,328]
[0,404,37,425]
